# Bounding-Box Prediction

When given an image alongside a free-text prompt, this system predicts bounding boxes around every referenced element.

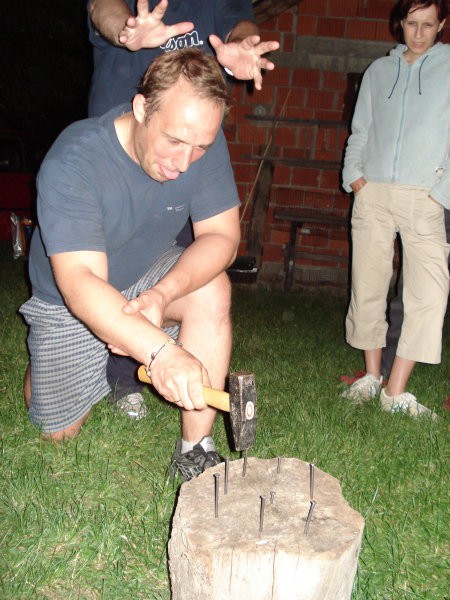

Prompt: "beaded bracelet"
[146,338,182,376]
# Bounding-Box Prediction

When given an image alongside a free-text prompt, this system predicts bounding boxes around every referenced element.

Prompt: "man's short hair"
[137,48,230,124]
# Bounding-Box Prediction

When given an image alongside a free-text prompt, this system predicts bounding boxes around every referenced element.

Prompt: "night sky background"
[1,2,93,142]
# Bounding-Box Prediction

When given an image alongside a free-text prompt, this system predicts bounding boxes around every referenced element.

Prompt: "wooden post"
[247,155,274,270]
[169,458,364,600]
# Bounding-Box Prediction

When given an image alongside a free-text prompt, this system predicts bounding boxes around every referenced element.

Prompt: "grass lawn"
[0,242,448,599]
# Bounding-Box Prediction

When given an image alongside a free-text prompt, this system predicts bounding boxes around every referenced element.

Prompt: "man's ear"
[132,94,146,124]
[438,19,446,32]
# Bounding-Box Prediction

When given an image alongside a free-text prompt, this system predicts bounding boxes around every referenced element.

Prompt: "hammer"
[137,366,257,452]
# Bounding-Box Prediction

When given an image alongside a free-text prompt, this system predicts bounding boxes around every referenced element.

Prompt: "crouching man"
[20,48,240,481]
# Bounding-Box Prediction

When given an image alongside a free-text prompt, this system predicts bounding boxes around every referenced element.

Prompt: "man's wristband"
[146,338,182,376]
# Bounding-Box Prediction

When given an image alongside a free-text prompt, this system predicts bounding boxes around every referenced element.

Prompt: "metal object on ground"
[224,458,230,495]
[259,496,266,533]
[214,473,220,518]
[270,491,276,505]
[242,450,248,478]
[310,463,315,501]
[277,457,281,473]
[137,369,257,452]
[304,500,316,535]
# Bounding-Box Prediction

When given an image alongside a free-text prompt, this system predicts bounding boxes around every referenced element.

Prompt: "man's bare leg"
[24,363,90,441]
[167,273,232,442]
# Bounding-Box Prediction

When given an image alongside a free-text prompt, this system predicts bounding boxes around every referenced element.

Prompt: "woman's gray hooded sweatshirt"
[342,42,450,209]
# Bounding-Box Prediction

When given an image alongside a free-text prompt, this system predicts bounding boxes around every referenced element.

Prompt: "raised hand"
[209,33,279,90]
[118,0,193,51]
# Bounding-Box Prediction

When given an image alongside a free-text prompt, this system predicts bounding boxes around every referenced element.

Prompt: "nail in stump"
[259,496,266,533]
[224,458,230,495]
[304,500,316,535]
[214,473,220,518]
[309,463,315,501]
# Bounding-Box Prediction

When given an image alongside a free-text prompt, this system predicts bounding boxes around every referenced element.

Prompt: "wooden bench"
[274,208,349,291]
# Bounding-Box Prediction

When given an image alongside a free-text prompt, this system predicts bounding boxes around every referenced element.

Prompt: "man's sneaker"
[380,389,438,420]
[342,373,383,403]
[114,392,148,420]
[170,437,223,482]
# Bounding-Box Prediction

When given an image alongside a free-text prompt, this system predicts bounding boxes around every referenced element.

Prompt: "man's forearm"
[226,20,259,43]
[52,258,167,366]
[90,0,132,45]
[153,231,238,308]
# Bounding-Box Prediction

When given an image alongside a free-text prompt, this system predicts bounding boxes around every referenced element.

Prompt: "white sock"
[181,436,215,454]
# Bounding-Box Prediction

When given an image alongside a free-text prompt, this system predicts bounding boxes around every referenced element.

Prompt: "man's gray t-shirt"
[29,104,240,305]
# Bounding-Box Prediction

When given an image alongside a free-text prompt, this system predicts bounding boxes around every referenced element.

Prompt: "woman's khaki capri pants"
[346,182,449,364]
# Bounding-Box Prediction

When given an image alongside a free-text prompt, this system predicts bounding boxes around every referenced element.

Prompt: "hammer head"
[228,372,257,452]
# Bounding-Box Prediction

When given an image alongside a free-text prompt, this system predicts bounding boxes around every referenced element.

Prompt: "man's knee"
[195,272,232,318]
[41,412,91,441]
[185,272,231,320]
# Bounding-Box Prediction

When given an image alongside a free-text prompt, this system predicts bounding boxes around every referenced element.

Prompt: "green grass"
[0,242,448,599]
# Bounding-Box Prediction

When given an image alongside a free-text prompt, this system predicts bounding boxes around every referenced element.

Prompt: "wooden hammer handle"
[137,365,231,412]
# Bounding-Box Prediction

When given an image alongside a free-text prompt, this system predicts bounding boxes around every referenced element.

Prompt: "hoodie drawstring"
[417,55,429,95]
[388,57,401,99]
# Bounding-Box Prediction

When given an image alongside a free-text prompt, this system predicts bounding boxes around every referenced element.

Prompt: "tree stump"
[168,457,364,600]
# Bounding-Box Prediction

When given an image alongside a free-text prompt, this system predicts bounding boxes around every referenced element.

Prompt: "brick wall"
[226,1,449,290]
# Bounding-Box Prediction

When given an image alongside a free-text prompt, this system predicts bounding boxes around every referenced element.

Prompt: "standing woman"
[341,0,449,416]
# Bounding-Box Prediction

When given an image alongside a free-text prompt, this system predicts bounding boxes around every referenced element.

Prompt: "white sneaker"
[380,389,438,421]
[342,373,383,403]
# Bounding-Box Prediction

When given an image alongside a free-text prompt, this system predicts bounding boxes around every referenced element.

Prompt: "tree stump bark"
[168,457,364,600]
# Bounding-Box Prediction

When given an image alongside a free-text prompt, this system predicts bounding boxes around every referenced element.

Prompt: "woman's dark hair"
[390,0,448,43]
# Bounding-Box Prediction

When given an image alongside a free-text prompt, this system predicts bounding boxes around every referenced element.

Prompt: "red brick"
[232,163,259,184]
[229,81,246,103]
[292,167,321,187]
[284,106,315,119]
[274,126,298,148]
[236,242,247,255]
[292,68,321,88]
[260,16,278,31]
[298,0,328,16]
[319,170,341,190]
[365,1,392,20]
[323,71,348,91]
[281,87,305,107]
[273,165,292,186]
[304,191,334,209]
[375,20,393,42]
[271,229,290,244]
[281,33,296,53]
[347,19,378,40]
[301,233,328,248]
[306,89,336,110]
[248,84,277,105]
[237,123,270,145]
[272,186,306,206]
[329,0,359,17]
[262,66,291,86]
[263,244,284,261]
[335,192,351,209]
[227,142,253,162]
[315,108,345,121]
[297,15,318,36]
[443,25,450,44]
[277,11,296,32]
[223,122,237,142]
[318,18,346,38]
[329,238,350,252]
